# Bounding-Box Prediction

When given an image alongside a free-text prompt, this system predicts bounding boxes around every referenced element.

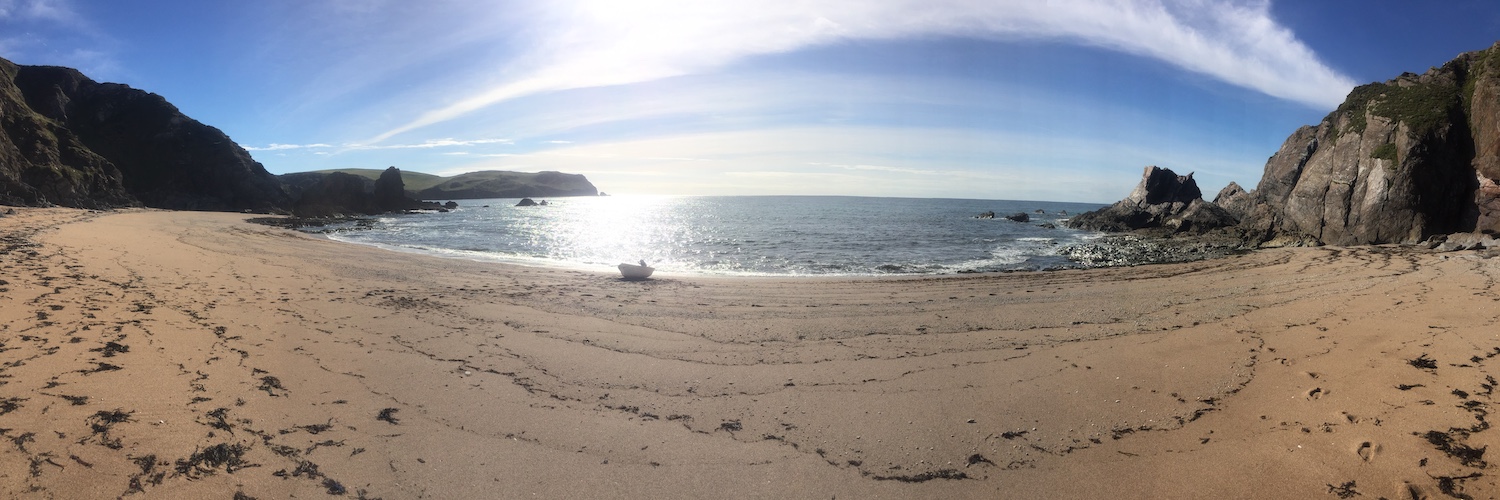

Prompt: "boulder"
[516,198,538,207]
[976,211,996,219]
[444,201,459,209]
[1004,213,1031,223]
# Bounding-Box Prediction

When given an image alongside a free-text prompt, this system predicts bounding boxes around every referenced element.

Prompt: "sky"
[2,1,1499,203]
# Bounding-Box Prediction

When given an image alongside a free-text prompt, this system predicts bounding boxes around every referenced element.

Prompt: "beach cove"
[3,208,1500,498]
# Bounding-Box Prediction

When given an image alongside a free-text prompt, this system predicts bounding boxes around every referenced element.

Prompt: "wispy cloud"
[247,138,510,152]
[370,0,1353,143]
[243,143,333,151]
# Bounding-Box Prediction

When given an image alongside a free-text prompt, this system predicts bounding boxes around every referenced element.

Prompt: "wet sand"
[2,207,1499,498]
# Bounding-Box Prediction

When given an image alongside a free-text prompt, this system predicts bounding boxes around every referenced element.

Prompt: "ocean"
[314,195,1108,276]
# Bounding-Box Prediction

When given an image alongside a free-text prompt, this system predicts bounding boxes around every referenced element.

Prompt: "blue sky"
[2,1,1498,202]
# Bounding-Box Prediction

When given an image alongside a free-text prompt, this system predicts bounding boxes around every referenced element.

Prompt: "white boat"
[617,263,655,280]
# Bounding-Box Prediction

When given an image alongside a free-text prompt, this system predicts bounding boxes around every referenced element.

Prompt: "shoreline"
[256,213,1240,279]
[3,207,1500,498]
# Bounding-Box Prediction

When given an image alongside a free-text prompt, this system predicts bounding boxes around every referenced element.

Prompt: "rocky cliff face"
[1,57,289,211]
[1081,42,1500,248]
[1238,43,1500,245]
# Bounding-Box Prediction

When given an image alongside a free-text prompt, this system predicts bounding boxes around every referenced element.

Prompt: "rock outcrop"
[288,167,440,217]
[1080,42,1500,248]
[2,57,289,212]
[1068,166,1237,235]
[1,59,133,208]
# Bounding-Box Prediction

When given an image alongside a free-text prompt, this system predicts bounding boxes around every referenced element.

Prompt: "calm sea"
[317,195,1107,276]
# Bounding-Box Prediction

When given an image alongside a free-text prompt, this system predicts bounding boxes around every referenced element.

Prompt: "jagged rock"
[516,198,538,207]
[976,211,996,219]
[1004,213,1030,223]
[1068,166,1237,235]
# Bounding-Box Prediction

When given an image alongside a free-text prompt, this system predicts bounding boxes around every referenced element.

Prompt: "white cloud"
[345,137,512,150]
[370,0,1353,143]
[243,143,333,151]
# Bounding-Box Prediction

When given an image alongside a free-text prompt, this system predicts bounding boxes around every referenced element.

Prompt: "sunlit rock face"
[1238,42,1500,245]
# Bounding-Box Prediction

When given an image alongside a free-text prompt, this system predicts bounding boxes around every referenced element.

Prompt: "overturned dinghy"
[617,262,655,280]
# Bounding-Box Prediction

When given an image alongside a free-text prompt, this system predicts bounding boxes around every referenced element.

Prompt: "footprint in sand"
[1306,387,1327,400]
[1356,441,1379,462]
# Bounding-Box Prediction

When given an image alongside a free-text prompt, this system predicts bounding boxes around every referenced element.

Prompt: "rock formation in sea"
[1,56,289,212]
[1080,42,1500,248]
[1068,166,1237,235]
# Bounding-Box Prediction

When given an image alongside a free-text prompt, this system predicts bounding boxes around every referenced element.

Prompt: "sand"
[1,207,1499,498]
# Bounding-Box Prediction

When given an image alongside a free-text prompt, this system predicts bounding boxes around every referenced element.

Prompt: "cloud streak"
[370,0,1354,143]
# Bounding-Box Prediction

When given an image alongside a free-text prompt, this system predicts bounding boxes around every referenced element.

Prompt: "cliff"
[1238,42,1500,246]
[1,57,289,211]
[0,58,132,208]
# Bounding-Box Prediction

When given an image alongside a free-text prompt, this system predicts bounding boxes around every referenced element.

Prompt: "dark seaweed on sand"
[1326,480,1359,498]
[1409,354,1439,371]
[1422,430,1488,467]
[872,469,969,482]
[89,341,130,357]
[0,397,24,416]
[376,408,400,424]
[89,409,132,430]
[323,478,347,495]
[174,443,256,477]
[258,376,286,396]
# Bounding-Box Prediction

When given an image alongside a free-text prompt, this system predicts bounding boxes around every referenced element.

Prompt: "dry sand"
[2,208,1500,498]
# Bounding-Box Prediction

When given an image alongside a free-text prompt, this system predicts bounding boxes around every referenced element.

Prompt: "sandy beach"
[1,208,1498,498]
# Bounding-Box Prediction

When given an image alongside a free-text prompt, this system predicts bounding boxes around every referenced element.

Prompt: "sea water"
[317,195,1107,276]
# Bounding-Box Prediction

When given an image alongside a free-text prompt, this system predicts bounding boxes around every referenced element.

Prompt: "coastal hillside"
[281,169,599,200]
[1075,41,1500,247]
[0,56,288,212]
